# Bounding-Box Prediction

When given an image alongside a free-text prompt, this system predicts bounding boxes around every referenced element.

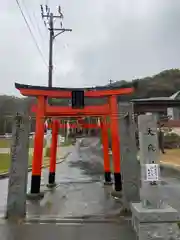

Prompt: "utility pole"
[40,5,72,87]
[109,79,113,85]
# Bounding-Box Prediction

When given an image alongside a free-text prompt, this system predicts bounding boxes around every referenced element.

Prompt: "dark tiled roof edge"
[15,82,134,91]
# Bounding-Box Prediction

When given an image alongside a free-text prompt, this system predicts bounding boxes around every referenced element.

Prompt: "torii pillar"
[100,117,112,184]
[47,119,59,188]
[27,96,45,199]
[109,95,122,195]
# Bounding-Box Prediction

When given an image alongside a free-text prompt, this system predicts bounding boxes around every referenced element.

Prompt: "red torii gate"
[15,83,134,199]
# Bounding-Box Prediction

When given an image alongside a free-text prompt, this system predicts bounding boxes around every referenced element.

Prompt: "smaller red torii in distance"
[47,122,103,129]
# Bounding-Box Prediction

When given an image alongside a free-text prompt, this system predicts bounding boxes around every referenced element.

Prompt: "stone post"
[6,113,30,220]
[118,102,140,212]
[139,114,162,208]
[131,114,179,240]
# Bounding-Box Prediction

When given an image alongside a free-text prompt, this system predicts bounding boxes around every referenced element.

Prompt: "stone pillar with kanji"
[138,114,162,208]
[131,114,179,240]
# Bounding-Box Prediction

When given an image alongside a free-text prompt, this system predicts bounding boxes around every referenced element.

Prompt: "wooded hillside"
[0,68,180,133]
[116,68,180,100]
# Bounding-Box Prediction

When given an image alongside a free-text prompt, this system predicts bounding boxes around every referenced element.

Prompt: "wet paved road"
[0,221,135,240]
[2,138,180,239]
[26,139,124,219]
[0,138,136,240]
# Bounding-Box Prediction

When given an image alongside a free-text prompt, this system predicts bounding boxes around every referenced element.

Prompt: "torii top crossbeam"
[15,83,134,98]
[15,83,134,117]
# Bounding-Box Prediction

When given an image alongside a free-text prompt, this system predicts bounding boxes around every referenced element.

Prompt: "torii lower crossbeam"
[31,104,109,116]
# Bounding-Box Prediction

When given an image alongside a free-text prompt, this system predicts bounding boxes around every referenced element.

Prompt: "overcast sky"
[1,0,180,96]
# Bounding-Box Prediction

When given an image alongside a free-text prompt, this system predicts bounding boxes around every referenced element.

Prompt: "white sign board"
[146,164,159,181]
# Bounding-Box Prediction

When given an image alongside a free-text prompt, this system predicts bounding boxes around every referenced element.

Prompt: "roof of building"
[132,97,171,102]
[170,91,180,100]
[131,96,180,108]
[131,90,180,107]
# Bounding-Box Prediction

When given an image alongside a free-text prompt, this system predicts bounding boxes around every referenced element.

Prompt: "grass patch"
[45,147,51,158]
[159,148,180,165]
[110,148,180,171]
[0,153,32,173]
[178,222,180,228]
[0,139,13,148]
[0,138,46,148]
[0,152,50,174]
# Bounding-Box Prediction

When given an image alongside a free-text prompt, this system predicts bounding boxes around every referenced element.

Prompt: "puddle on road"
[69,160,104,177]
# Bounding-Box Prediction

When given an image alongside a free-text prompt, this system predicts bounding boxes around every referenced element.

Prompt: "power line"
[33,11,47,41]
[15,0,48,68]
[21,0,36,32]
[21,0,47,43]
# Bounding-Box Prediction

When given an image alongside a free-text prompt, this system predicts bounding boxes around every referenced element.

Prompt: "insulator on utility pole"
[40,5,72,88]
[45,5,48,13]
[58,6,61,15]
[47,7,50,16]
[40,5,44,16]
[58,5,64,19]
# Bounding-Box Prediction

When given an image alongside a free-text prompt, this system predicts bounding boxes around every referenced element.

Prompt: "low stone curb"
[137,157,180,176]
[0,152,71,180]
[160,162,180,175]
[138,153,180,174]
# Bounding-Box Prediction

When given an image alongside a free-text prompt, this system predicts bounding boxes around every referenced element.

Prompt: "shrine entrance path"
[0,138,136,240]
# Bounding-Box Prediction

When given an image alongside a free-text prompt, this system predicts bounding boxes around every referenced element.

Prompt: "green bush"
[164,132,180,149]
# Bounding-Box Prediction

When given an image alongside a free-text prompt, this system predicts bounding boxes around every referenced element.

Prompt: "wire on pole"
[15,0,48,68]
